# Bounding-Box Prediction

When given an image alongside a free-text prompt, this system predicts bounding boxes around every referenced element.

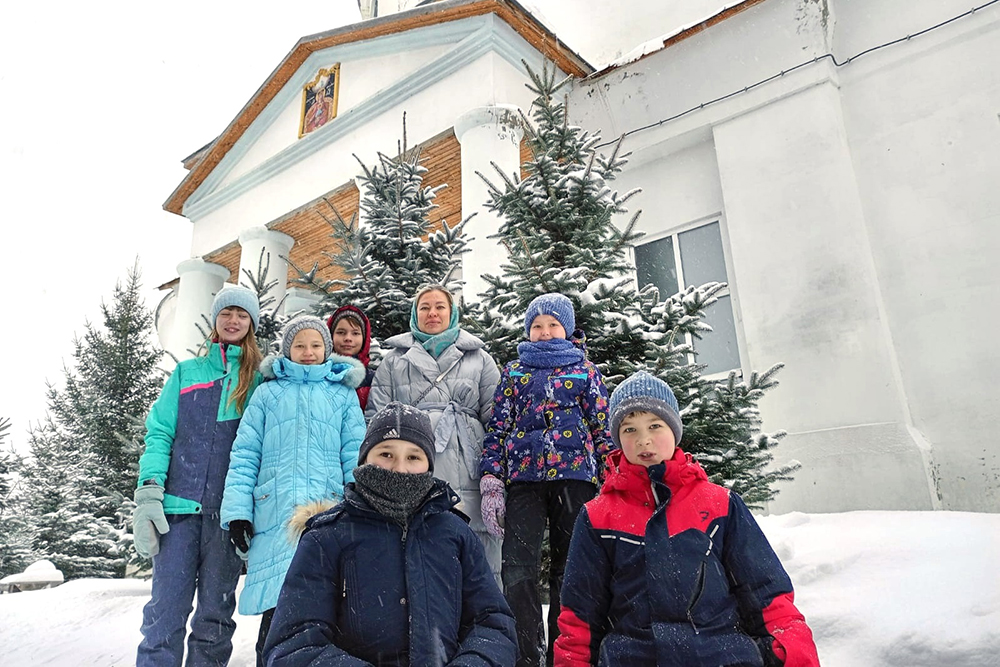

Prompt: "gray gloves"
[133,484,170,559]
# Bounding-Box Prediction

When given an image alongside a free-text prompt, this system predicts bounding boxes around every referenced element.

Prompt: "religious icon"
[299,65,341,138]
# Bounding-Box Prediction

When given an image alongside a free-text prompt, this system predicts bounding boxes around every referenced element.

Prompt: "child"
[263,402,518,667]
[220,315,367,667]
[326,304,375,410]
[133,285,263,667]
[480,293,613,667]
[554,371,820,667]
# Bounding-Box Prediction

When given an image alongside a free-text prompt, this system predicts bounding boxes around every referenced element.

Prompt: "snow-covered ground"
[0,510,997,666]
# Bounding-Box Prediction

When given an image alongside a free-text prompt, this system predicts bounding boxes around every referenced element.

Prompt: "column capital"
[455,105,524,144]
[238,226,295,254]
[176,257,231,281]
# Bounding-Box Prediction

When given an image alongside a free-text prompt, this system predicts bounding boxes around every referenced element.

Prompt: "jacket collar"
[602,448,708,501]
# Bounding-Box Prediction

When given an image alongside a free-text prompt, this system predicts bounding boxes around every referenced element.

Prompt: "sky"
[0,1,364,453]
[2,508,998,665]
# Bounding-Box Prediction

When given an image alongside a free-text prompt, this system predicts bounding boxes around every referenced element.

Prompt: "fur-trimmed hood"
[287,499,340,542]
[259,353,366,387]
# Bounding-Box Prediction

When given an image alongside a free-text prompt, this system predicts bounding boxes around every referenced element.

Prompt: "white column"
[454,105,523,303]
[171,258,231,360]
[238,227,295,311]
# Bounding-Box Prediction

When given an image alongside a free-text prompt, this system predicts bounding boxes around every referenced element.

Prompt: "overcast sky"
[0,1,363,452]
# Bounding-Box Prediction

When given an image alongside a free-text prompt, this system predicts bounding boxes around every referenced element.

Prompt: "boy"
[554,372,819,666]
[263,402,517,667]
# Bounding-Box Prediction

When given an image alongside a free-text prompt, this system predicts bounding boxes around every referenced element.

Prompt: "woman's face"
[416,290,451,335]
[215,307,251,345]
[332,318,363,357]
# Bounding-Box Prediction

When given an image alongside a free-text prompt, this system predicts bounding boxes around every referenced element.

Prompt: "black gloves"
[228,519,255,556]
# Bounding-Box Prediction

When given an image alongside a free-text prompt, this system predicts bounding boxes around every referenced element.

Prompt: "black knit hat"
[359,402,435,472]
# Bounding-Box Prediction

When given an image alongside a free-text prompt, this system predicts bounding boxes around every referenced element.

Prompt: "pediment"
[165,0,590,220]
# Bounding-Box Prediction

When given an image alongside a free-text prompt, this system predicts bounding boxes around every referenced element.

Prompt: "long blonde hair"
[204,326,263,415]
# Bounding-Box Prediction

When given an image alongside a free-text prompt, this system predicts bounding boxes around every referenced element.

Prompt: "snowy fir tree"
[11,263,164,577]
[294,117,470,340]
[0,418,34,579]
[471,63,797,506]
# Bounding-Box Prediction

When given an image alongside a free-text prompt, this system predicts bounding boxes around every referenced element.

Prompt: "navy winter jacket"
[264,479,518,667]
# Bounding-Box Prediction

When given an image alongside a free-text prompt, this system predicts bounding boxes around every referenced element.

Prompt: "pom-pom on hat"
[281,315,333,360]
[359,402,435,472]
[524,293,575,337]
[608,371,683,448]
[211,285,260,332]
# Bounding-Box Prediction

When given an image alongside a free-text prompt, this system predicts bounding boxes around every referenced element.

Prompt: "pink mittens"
[480,475,506,538]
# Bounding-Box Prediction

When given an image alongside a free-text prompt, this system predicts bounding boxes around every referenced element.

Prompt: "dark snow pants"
[137,513,244,667]
[502,479,596,667]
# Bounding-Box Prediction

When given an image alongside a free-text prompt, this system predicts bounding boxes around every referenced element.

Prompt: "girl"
[263,402,517,667]
[479,293,614,667]
[367,284,503,580]
[220,315,366,667]
[133,284,263,667]
[326,304,375,410]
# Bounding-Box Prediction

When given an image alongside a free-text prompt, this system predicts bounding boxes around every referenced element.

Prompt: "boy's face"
[290,328,326,365]
[619,411,676,467]
[529,314,567,342]
[332,319,363,357]
[365,439,430,474]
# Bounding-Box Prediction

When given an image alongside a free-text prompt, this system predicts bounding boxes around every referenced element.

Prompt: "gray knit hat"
[608,371,683,448]
[359,402,435,473]
[525,293,575,337]
[211,285,260,332]
[281,315,333,360]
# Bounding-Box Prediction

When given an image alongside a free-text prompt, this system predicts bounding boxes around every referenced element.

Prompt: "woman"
[367,284,502,579]
[133,285,263,667]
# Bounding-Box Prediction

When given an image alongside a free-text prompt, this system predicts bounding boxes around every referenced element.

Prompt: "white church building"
[156,0,1000,514]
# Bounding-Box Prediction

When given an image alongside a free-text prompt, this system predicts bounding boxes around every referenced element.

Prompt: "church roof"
[163,0,591,216]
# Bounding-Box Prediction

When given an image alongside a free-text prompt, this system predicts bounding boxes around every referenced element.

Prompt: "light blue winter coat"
[220,353,367,615]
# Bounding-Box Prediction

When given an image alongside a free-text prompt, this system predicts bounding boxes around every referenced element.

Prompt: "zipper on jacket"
[686,560,707,635]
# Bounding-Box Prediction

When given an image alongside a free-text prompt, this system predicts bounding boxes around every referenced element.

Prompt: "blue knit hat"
[608,371,683,448]
[211,285,260,332]
[524,293,575,337]
[281,315,332,360]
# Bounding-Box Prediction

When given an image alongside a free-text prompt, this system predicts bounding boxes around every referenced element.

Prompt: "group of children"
[132,285,820,667]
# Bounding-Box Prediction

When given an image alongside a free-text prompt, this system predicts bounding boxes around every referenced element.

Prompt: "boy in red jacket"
[554,371,819,666]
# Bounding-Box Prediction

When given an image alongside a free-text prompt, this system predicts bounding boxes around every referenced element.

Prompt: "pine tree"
[0,418,34,579]
[293,116,470,341]
[14,263,164,578]
[472,63,797,506]
[241,247,292,355]
[21,418,124,579]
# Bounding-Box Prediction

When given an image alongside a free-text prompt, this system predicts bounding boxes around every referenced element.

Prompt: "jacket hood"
[602,447,708,498]
[260,353,366,387]
[287,499,341,541]
[383,329,486,352]
[326,305,373,367]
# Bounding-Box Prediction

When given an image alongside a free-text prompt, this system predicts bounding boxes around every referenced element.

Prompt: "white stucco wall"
[567,0,1000,512]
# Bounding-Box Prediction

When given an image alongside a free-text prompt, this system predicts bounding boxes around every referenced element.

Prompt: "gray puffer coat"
[367,330,502,576]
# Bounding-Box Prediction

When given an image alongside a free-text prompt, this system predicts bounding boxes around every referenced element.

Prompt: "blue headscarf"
[410,291,461,359]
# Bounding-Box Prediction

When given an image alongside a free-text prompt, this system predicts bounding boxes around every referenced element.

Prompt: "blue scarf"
[410,300,461,359]
[517,338,584,368]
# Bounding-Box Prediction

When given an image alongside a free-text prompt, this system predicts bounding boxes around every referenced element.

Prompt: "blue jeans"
[137,513,244,667]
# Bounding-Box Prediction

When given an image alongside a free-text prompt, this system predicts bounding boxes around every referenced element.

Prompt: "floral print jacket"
[481,343,613,485]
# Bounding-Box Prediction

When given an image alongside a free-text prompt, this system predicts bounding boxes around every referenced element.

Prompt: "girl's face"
[290,328,326,365]
[619,411,676,468]
[365,439,430,474]
[416,290,451,335]
[332,318,363,357]
[216,307,252,345]
[529,314,567,342]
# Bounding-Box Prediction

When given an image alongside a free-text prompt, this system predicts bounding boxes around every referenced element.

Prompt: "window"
[633,220,741,376]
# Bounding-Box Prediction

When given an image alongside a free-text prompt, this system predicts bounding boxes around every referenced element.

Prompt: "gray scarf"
[352,464,435,526]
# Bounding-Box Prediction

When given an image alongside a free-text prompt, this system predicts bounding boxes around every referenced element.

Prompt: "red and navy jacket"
[554,448,819,667]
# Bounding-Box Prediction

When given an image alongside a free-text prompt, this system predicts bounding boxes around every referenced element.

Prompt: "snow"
[0,510,997,666]
[0,560,64,586]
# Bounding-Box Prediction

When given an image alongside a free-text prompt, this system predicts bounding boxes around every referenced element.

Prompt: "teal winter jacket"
[138,342,262,515]
[220,353,367,615]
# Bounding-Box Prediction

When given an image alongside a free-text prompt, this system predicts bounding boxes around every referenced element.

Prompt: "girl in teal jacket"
[133,285,264,667]
[220,315,367,667]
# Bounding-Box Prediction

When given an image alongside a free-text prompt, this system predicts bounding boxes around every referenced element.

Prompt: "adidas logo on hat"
[382,428,399,440]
